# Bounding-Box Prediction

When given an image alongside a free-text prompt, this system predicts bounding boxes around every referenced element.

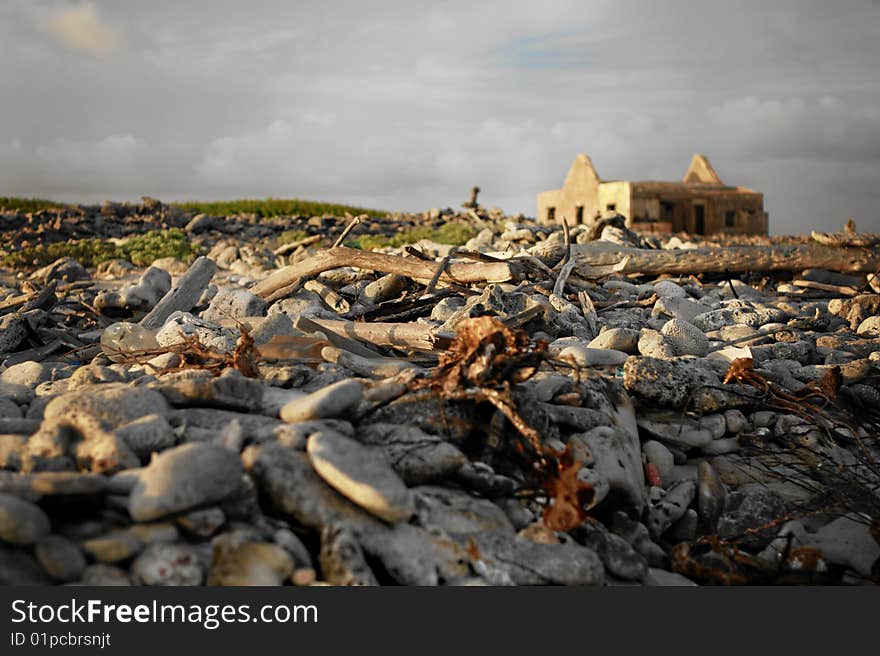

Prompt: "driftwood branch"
[140,256,217,329]
[251,246,518,300]
[570,242,880,276]
[307,318,453,352]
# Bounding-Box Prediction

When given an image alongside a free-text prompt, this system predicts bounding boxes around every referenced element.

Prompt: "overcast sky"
[1,1,879,233]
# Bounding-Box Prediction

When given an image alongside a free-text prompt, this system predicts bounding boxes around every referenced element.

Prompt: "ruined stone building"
[537,153,768,235]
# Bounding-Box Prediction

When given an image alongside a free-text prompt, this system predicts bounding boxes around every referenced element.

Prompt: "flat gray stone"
[35,535,86,581]
[644,567,698,586]
[0,492,51,545]
[413,486,514,538]
[473,531,604,586]
[646,479,696,539]
[127,443,244,522]
[243,443,379,532]
[319,523,379,586]
[717,484,788,549]
[280,379,363,423]
[356,423,466,484]
[307,431,414,523]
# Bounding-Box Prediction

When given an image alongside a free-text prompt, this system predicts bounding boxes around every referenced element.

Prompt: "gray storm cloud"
[1,0,878,233]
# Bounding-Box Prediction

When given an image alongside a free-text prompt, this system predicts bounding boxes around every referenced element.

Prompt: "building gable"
[682,154,722,184]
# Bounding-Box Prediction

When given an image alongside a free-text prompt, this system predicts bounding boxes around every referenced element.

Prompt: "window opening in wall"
[725,210,736,228]
[575,205,583,223]
[547,206,556,223]
[606,203,616,212]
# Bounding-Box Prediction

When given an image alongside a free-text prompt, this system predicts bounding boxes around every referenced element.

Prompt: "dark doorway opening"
[547,206,556,223]
[694,204,705,235]
[575,205,583,223]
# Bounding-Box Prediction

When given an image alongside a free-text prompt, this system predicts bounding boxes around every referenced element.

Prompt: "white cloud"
[43,4,122,57]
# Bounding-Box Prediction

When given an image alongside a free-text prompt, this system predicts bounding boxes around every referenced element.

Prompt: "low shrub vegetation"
[1,229,195,269]
[347,222,477,250]
[174,197,384,218]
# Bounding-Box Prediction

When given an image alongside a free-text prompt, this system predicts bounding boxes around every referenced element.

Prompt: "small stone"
[114,413,176,460]
[801,515,880,577]
[127,442,245,522]
[243,444,379,533]
[100,322,161,362]
[0,398,23,418]
[154,368,264,412]
[207,535,292,586]
[552,343,629,367]
[653,280,688,298]
[652,296,711,323]
[358,522,467,586]
[609,511,668,568]
[0,492,51,545]
[472,531,604,586]
[307,431,414,523]
[80,564,132,586]
[588,328,640,353]
[643,567,698,586]
[646,479,696,539]
[0,434,24,469]
[637,411,714,448]
[356,423,466,484]
[856,315,880,336]
[250,312,302,346]
[638,329,677,359]
[668,508,699,542]
[717,484,788,549]
[575,424,645,514]
[280,379,364,423]
[661,318,709,356]
[0,314,27,353]
[132,542,203,586]
[319,523,379,586]
[35,535,86,581]
[202,288,267,320]
[699,414,727,440]
[95,266,172,315]
[0,471,109,500]
[126,522,180,544]
[156,311,238,353]
[81,532,143,563]
[623,356,730,411]
[724,409,748,434]
[413,486,514,538]
[697,461,727,533]
[0,361,54,388]
[176,507,226,537]
[700,437,741,455]
[643,441,674,480]
[576,521,648,581]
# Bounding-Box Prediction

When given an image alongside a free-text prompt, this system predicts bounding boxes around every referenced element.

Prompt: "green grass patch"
[347,222,477,250]
[0,197,70,213]
[277,229,311,245]
[174,197,385,218]
[1,229,195,269]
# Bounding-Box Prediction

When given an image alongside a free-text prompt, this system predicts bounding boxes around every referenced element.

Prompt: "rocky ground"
[1,200,879,586]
